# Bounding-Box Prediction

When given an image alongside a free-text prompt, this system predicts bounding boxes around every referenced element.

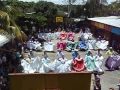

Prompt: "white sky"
[19,0,117,4]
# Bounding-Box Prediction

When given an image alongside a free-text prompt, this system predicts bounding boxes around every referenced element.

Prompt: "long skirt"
[105,56,120,70]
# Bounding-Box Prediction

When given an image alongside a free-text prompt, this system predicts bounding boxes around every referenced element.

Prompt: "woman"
[105,53,120,71]
[85,50,96,72]
[57,39,66,50]
[71,49,79,60]
[21,53,35,73]
[55,55,68,73]
[44,40,55,52]
[72,55,85,72]
[40,51,52,73]
[94,53,104,72]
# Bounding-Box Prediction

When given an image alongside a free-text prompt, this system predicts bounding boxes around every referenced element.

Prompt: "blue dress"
[72,51,79,59]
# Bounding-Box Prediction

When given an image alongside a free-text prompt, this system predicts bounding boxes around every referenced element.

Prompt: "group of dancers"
[21,49,105,73]
[20,28,120,73]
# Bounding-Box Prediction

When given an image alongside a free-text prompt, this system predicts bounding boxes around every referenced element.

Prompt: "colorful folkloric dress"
[57,41,66,50]
[60,31,67,40]
[94,55,104,72]
[21,58,35,73]
[55,57,69,73]
[72,57,85,72]
[66,41,75,51]
[105,55,120,71]
[72,50,79,59]
[85,55,96,72]
[44,41,55,51]
[67,32,75,41]
[79,40,88,50]
[40,57,51,73]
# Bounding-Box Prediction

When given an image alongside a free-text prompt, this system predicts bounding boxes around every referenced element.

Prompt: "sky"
[19,0,117,4]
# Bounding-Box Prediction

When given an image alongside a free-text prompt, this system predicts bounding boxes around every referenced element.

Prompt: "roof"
[88,16,120,28]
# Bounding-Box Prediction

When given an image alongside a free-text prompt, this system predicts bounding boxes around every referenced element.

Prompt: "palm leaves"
[0,1,27,43]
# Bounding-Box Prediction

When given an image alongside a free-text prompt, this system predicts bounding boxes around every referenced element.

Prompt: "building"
[88,16,120,52]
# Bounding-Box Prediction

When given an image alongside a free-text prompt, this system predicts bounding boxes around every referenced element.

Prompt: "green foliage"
[34,1,58,17]
[33,14,47,26]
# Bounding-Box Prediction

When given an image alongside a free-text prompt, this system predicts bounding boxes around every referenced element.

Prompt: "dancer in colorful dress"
[85,50,96,72]
[60,30,67,40]
[94,50,104,72]
[72,54,85,72]
[57,39,66,50]
[71,49,79,59]
[67,31,75,41]
[40,51,52,73]
[56,49,64,59]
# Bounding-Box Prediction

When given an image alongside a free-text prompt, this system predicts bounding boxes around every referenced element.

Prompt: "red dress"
[72,58,85,72]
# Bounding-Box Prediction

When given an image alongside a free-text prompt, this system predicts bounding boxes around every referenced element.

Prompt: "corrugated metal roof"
[88,16,120,28]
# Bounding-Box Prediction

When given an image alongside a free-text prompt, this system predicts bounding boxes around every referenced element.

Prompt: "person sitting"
[72,55,85,72]
[60,30,67,40]
[55,55,68,73]
[85,50,96,72]
[67,31,75,41]
[66,40,77,52]
[57,39,66,50]
[56,49,64,59]
[40,51,52,73]
[71,49,79,60]
[106,47,114,57]
[94,51,104,72]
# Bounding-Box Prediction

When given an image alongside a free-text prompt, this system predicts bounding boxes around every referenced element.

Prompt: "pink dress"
[57,41,66,50]
[68,32,75,41]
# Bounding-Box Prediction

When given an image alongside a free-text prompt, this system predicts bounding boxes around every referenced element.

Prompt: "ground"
[34,34,120,90]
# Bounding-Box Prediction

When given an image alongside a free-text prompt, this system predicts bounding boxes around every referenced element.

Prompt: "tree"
[34,1,58,27]
[66,0,77,17]
[0,0,27,42]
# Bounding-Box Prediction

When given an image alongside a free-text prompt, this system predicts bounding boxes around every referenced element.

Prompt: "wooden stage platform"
[9,72,92,90]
